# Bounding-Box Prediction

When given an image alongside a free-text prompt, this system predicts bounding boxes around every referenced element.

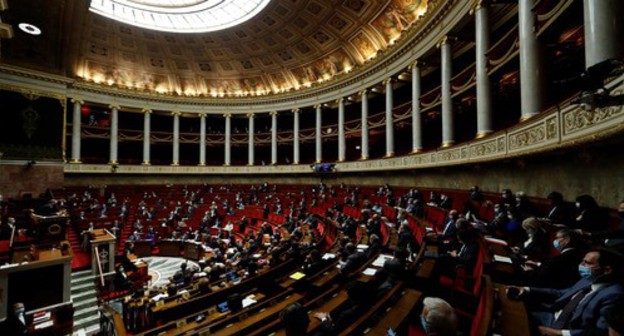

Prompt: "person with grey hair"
[420,297,458,336]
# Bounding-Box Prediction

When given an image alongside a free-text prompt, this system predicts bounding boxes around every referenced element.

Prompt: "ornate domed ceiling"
[1,0,430,98]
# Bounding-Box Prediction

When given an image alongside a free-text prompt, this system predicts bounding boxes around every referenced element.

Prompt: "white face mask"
[576,202,581,209]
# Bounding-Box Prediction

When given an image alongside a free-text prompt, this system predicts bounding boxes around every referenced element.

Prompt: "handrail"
[94,245,105,287]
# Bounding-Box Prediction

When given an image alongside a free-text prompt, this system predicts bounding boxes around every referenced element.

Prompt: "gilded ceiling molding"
[0,0,469,115]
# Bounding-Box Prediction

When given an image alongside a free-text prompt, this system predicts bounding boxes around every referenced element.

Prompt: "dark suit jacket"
[519,229,549,260]
[456,241,479,274]
[524,248,583,288]
[530,279,624,336]
[341,252,366,275]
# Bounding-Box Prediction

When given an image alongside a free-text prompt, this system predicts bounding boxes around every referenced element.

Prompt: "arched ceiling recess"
[0,0,471,114]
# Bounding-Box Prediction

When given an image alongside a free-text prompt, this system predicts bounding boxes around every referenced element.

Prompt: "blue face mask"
[421,317,429,334]
[553,239,561,250]
[15,308,25,316]
[578,265,595,281]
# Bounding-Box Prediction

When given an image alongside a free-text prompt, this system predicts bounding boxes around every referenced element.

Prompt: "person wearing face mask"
[522,229,585,288]
[506,249,624,336]
[418,297,458,336]
[1,302,28,335]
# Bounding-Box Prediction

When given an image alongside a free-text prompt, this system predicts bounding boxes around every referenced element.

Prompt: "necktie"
[552,286,592,329]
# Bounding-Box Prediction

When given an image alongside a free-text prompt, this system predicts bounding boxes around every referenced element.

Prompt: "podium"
[30,212,69,244]
[90,229,116,277]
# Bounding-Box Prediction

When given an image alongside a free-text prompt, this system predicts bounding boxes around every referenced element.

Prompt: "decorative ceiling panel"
[1,0,431,97]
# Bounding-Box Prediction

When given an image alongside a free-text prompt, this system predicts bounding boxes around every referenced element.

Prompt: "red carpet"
[72,251,91,270]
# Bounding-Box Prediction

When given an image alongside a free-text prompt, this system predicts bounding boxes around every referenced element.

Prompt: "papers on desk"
[322,253,336,260]
[34,320,54,330]
[151,293,169,301]
[493,254,513,264]
[372,254,394,267]
[425,227,434,233]
[357,244,369,251]
[484,236,508,246]
[242,295,257,308]
[289,272,306,280]
[362,268,377,276]
[33,311,51,323]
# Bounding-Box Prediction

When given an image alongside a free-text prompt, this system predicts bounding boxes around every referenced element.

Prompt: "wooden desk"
[493,283,530,336]
[366,289,422,335]
[210,293,303,336]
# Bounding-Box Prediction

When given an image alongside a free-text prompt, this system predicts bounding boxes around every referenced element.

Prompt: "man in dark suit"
[522,229,585,288]
[2,303,28,335]
[508,249,624,336]
[340,243,366,275]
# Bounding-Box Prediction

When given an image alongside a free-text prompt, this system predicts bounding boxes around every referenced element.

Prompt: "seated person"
[522,229,585,289]
[279,302,310,336]
[419,297,458,336]
[339,243,366,275]
[511,217,549,261]
[313,280,375,334]
[507,249,624,336]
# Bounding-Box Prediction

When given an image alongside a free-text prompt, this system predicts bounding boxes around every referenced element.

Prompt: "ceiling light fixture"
[89,0,272,34]
[18,23,42,36]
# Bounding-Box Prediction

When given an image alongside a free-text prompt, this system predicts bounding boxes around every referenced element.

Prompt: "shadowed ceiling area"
[1,0,429,97]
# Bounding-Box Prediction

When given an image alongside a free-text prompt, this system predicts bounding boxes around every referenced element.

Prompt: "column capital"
[142,108,152,114]
[336,97,344,104]
[269,111,278,116]
[71,98,85,105]
[382,78,394,86]
[223,112,232,118]
[171,111,182,116]
[198,113,207,118]
[313,104,322,110]
[436,35,456,48]
[359,89,368,96]
[246,113,255,119]
[408,60,423,70]
[470,0,487,15]
[291,108,300,114]
[108,104,121,110]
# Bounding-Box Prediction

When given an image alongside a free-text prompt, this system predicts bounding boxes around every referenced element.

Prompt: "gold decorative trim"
[171,162,179,166]
[69,159,82,164]
[475,131,491,139]
[141,161,151,166]
[519,113,537,122]
[108,161,118,165]
[411,148,423,154]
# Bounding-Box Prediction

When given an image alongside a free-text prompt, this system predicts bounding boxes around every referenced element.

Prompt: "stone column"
[383,79,395,156]
[224,113,232,166]
[410,62,423,152]
[519,0,545,120]
[337,98,346,162]
[199,113,206,166]
[142,109,151,165]
[109,105,119,164]
[270,111,278,164]
[440,36,454,147]
[247,113,255,165]
[171,111,181,166]
[475,1,493,137]
[360,90,370,159]
[292,108,300,164]
[584,0,624,69]
[70,99,83,163]
[315,104,322,163]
